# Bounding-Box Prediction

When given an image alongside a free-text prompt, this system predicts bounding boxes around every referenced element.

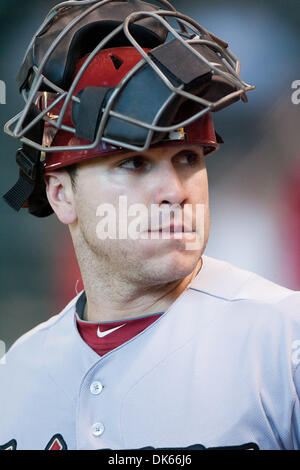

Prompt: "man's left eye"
[176,153,201,166]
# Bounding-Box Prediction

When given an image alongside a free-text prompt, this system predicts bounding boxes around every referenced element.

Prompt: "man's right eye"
[118,156,151,172]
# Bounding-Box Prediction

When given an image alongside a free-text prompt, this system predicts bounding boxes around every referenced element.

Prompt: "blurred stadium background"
[0,0,299,349]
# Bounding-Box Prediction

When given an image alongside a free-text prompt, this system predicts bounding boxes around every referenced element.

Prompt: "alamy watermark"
[291,80,300,105]
[0,80,6,104]
[95,197,205,250]
[0,340,6,365]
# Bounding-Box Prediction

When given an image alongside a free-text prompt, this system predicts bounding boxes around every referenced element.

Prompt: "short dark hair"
[65,164,77,190]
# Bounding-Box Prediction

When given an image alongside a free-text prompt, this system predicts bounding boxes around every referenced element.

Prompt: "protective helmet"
[3,0,254,217]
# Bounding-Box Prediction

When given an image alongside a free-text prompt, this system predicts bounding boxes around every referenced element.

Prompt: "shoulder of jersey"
[3,292,80,362]
[190,255,300,309]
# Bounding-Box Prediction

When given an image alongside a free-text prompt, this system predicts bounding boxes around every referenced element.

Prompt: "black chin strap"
[3,148,40,211]
[3,105,52,216]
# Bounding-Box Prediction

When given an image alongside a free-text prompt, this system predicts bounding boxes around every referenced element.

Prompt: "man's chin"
[141,251,202,285]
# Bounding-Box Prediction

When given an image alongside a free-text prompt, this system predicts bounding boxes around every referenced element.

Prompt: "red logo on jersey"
[0,439,17,450]
[45,434,67,450]
[0,434,67,450]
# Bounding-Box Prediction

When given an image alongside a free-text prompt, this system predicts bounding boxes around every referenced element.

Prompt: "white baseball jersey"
[1,255,300,450]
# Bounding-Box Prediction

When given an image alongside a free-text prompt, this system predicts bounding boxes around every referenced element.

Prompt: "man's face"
[69,144,210,285]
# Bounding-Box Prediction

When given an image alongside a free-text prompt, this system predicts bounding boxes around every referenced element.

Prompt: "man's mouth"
[148,224,194,233]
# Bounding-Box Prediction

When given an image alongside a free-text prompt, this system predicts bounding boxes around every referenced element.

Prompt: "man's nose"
[152,162,189,206]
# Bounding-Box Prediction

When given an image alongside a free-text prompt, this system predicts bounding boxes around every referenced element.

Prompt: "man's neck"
[80,258,203,323]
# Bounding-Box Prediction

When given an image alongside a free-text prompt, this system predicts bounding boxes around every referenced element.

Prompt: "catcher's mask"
[3,0,255,217]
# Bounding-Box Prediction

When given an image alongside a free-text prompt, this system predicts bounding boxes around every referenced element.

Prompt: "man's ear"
[44,171,77,225]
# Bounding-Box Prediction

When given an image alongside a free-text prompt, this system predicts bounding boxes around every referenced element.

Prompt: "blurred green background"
[0,0,299,350]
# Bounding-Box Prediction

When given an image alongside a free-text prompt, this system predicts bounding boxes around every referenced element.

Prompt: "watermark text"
[95,197,205,251]
[0,340,6,365]
[0,80,6,104]
[291,80,300,105]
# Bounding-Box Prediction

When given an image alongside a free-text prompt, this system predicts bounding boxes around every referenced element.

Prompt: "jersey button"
[90,381,103,395]
[92,422,105,437]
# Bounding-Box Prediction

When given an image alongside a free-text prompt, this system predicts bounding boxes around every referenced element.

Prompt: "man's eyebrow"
[134,148,200,158]
[171,148,199,157]
[105,147,200,163]
[99,151,130,163]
